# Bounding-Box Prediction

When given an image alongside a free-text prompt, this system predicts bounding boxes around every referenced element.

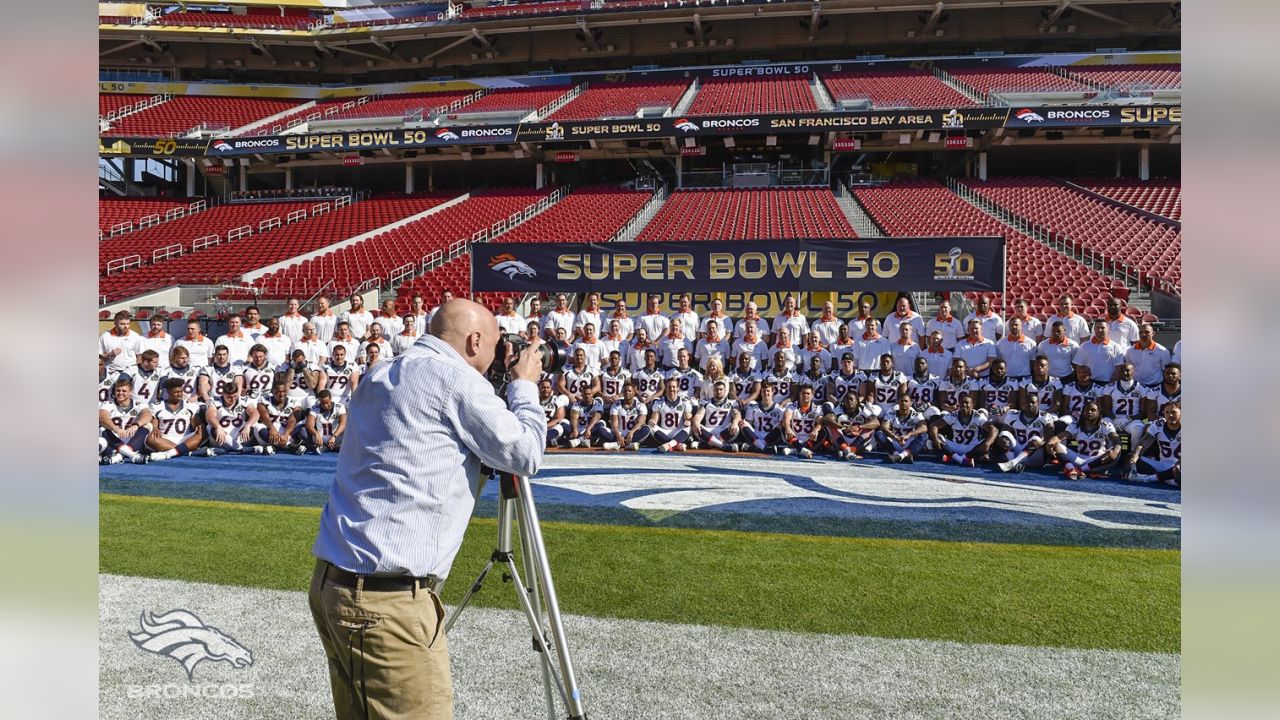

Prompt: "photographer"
[309,299,547,720]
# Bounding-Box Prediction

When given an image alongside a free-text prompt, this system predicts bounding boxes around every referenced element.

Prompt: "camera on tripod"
[487,333,569,391]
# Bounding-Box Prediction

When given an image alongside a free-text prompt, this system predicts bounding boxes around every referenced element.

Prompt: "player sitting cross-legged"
[204,380,264,455]
[991,389,1056,473]
[691,378,746,452]
[305,389,347,455]
[1122,401,1181,487]
[99,377,153,465]
[604,381,649,451]
[256,379,307,455]
[1044,398,1122,480]
[876,393,929,464]
[782,385,827,459]
[145,377,207,461]
[930,392,995,467]
[565,384,608,449]
[639,377,694,452]
[821,391,883,460]
[738,382,789,454]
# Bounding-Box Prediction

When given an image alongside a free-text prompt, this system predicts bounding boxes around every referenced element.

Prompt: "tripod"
[445,472,587,720]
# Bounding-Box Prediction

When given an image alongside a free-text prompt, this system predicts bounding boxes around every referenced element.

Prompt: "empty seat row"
[637,188,855,241]
[819,69,976,109]
[947,68,1093,98]
[105,96,304,137]
[1071,177,1181,221]
[548,81,691,121]
[98,197,195,235]
[254,91,477,134]
[687,77,818,116]
[1064,64,1181,91]
[153,10,314,30]
[499,186,652,243]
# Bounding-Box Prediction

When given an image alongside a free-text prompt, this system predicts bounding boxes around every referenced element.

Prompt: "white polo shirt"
[925,315,965,350]
[139,331,175,369]
[496,312,527,336]
[636,312,670,343]
[310,312,338,343]
[890,340,921,376]
[883,312,926,345]
[606,314,635,340]
[671,310,700,338]
[853,335,891,371]
[214,331,254,366]
[1008,314,1045,342]
[1125,341,1172,386]
[541,309,576,340]
[1036,338,1079,378]
[278,312,308,343]
[174,334,215,369]
[100,329,143,372]
[772,312,809,344]
[732,316,767,341]
[574,309,607,336]
[995,335,1038,378]
[572,338,609,371]
[1106,315,1141,347]
[372,314,405,340]
[293,337,329,366]
[921,347,954,377]
[963,311,1006,341]
[1045,313,1091,344]
[1073,338,1126,382]
[700,314,735,340]
[342,309,375,340]
[810,317,842,347]
[954,337,998,377]
[259,333,293,367]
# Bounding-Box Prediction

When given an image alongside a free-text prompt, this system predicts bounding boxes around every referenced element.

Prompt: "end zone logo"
[489,253,536,279]
[435,128,460,141]
[211,140,233,152]
[1015,109,1045,123]
[674,118,700,132]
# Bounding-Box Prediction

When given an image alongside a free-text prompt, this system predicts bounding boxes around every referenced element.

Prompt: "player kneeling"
[99,378,153,464]
[821,392,883,460]
[1121,402,1181,487]
[991,391,1055,473]
[204,381,265,455]
[145,378,206,461]
[565,386,608,449]
[1043,399,1122,480]
[692,379,746,452]
[305,389,347,454]
[929,393,995,467]
[877,394,928,464]
[256,380,306,454]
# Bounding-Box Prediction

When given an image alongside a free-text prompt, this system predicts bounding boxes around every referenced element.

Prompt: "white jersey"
[762,370,799,404]
[978,376,1019,416]
[649,397,692,434]
[202,363,242,398]
[324,362,358,404]
[130,366,164,406]
[828,371,865,406]
[571,398,606,435]
[665,367,703,398]
[698,374,731,402]
[745,402,787,435]
[1063,418,1118,456]
[161,365,202,403]
[906,373,938,413]
[1061,381,1107,420]
[211,395,254,450]
[280,361,321,404]
[697,397,738,435]
[151,400,199,444]
[241,361,277,401]
[1107,380,1146,422]
[1144,383,1182,417]
[541,393,569,422]
[836,402,882,432]
[572,339,609,372]
[884,408,927,437]
[869,371,908,412]
[795,372,831,406]
[728,370,760,404]
[598,368,631,402]
[1020,376,1063,418]
[942,409,991,446]
[632,367,666,399]
[99,370,122,404]
[933,376,981,410]
[101,400,146,432]
[308,402,346,443]
[610,399,648,434]
[1146,420,1182,463]
[788,402,826,443]
[341,309,375,340]
[1000,410,1052,447]
[260,395,303,433]
[561,367,598,398]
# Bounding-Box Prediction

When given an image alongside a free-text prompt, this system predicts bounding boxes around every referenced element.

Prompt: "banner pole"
[1001,238,1008,324]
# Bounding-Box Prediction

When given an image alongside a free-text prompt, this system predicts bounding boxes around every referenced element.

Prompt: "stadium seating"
[99,201,314,274]
[100,94,150,117]
[457,1,587,19]
[106,96,304,137]
[153,10,315,30]
[98,197,194,235]
[947,68,1093,98]
[818,69,976,108]
[961,178,1181,291]
[637,188,854,241]
[255,91,478,134]
[853,179,1128,315]
[396,255,523,316]
[98,195,446,302]
[1064,64,1181,91]
[547,81,691,121]
[444,87,573,117]
[686,77,818,116]
[498,186,651,243]
[1071,178,1181,221]
[240,188,553,299]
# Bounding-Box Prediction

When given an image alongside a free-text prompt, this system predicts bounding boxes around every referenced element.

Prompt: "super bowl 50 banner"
[470,237,1005,293]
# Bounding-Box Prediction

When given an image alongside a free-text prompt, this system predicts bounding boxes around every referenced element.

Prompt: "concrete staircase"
[834,183,883,237]
[810,73,835,112]
[933,68,985,104]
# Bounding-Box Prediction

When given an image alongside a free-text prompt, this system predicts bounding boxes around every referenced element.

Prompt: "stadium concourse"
[100,5,1181,712]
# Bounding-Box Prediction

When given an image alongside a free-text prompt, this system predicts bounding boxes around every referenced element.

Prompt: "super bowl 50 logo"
[934,247,976,280]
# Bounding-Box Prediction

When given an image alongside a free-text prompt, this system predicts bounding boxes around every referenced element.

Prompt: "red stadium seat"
[637,188,855,241]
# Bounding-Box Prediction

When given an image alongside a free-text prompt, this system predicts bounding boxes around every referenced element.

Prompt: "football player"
[930,393,994,467]
[877,393,928,464]
[1018,356,1063,427]
[1123,401,1181,487]
[161,346,202,404]
[740,382,789,454]
[323,345,360,405]
[566,385,607,449]
[822,391,883,460]
[205,381,263,455]
[200,345,243,404]
[691,379,744,452]
[827,353,865,409]
[281,348,324,408]
[131,349,163,407]
[1045,398,1122,480]
[729,352,762,408]
[783,385,826,459]
[598,350,631,406]
[867,353,908,416]
[256,380,306,454]
[538,378,570,448]
[605,381,648,451]
[241,344,277,402]
[98,377,152,464]
[992,390,1055,473]
[977,358,1018,417]
[145,378,206,461]
[761,351,798,406]
[98,354,121,404]
[1142,363,1181,422]
[1059,363,1106,424]
[1102,361,1147,451]
[666,347,703,399]
[905,356,940,420]
[795,354,832,407]
[932,358,979,414]
[632,349,666,404]
[305,389,346,454]
[558,347,600,400]
[643,377,693,452]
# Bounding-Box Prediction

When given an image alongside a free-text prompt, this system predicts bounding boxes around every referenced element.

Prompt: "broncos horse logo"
[489,253,537,279]
[129,609,254,679]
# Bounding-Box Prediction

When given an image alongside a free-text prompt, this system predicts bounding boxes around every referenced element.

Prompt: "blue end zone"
[100,450,1180,549]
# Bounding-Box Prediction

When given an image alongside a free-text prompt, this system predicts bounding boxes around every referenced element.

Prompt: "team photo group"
[98,288,1182,485]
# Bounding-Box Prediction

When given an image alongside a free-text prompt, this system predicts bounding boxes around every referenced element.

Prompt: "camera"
[487,333,568,390]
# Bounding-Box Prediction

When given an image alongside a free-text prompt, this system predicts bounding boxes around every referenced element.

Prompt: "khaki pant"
[308,560,453,720]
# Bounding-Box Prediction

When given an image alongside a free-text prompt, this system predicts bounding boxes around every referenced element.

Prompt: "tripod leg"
[501,555,570,712]
[517,504,558,720]
[444,557,497,634]
[445,495,518,634]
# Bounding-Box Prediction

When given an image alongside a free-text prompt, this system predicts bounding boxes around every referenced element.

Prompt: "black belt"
[324,563,440,593]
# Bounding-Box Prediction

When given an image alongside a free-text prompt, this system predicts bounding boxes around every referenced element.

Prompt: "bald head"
[430,299,500,373]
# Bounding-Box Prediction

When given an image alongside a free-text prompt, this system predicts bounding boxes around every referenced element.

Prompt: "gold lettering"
[669,254,694,280]
[557,255,581,281]
[740,253,767,279]
[808,252,832,279]
[613,254,637,279]
[640,254,664,280]
[709,253,734,279]
[770,252,805,278]
[872,252,899,278]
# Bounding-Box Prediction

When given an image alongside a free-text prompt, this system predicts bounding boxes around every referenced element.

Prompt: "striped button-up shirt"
[313,333,545,579]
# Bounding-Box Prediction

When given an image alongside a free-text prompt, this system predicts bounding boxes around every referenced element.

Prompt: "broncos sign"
[129,609,254,680]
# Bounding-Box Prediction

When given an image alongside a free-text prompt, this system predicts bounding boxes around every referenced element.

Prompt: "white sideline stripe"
[100,574,1178,720]
[240,193,471,282]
